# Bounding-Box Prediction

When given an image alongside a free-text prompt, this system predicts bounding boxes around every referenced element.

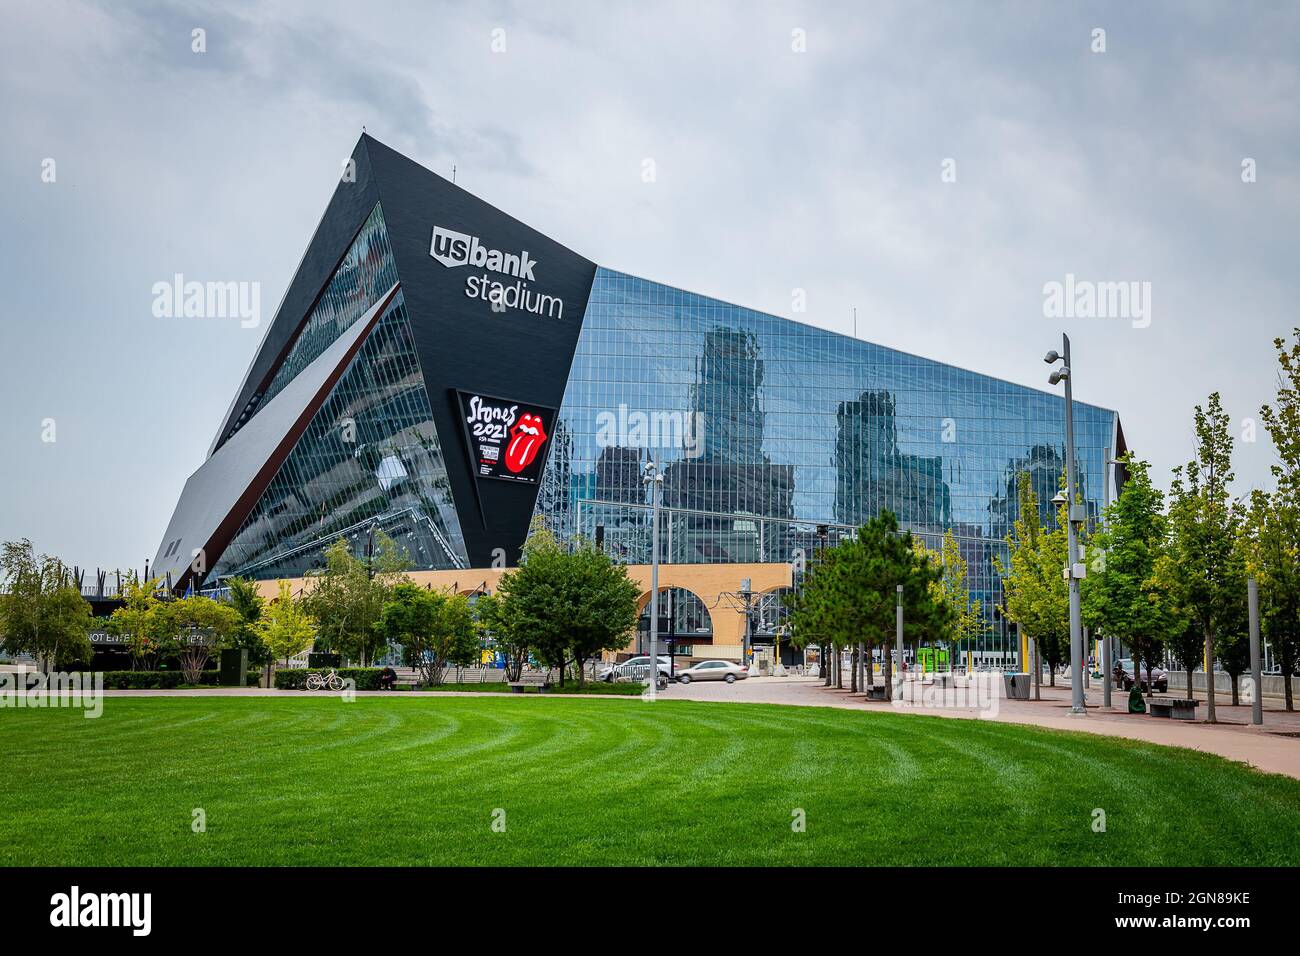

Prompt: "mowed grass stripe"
[3,696,1299,866]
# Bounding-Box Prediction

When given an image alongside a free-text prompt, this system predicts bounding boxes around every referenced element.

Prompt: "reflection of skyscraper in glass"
[664,328,793,561]
[690,329,765,463]
[834,390,950,531]
[987,442,1078,540]
[594,444,642,505]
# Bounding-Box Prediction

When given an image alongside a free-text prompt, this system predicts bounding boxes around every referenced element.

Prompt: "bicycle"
[305,668,345,691]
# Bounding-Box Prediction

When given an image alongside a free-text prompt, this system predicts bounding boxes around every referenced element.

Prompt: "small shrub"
[101,670,227,689]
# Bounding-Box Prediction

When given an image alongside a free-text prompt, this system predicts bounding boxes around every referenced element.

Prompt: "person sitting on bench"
[379,666,397,690]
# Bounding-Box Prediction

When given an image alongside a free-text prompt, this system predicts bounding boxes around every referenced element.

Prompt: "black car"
[1116,658,1168,693]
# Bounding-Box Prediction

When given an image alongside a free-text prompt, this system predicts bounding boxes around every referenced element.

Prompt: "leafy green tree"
[379,582,479,686]
[256,581,317,666]
[567,547,641,687]
[997,474,1068,684]
[156,594,242,684]
[1251,329,1300,710]
[1244,490,1300,710]
[1081,455,1184,697]
[494,522,640,687]
[301,533,408,665]
[107,575,169,670]
[1163,616,1206,703]
[0,539,93,672]
[788,511,950,693]
[931,529,985,670]
[786,547,836,682]
[1213,533,1252,705]
[224,577,270,676]
[1165,393,1241,722]
[472,591,518,677]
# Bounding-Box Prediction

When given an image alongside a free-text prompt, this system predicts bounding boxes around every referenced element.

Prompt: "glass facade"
[536,267,1119,640]
[217,203,399,449]
[211,288,469,579]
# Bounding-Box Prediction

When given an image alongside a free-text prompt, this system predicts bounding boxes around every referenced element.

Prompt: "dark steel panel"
[364,136,597,567]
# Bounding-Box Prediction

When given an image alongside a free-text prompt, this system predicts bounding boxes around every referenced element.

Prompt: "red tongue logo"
[504,413,547,473]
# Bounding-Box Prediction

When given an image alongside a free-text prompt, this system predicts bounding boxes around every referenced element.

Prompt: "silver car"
[675,660,748,684]
[599,655,671,683]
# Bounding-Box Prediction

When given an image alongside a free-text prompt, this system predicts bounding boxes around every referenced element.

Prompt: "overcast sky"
[1,0,1297,572]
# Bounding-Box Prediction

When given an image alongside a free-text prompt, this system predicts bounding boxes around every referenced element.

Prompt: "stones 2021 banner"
[456,391,555,484]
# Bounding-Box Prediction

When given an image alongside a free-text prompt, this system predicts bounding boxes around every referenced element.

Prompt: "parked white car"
[599,655,672,682]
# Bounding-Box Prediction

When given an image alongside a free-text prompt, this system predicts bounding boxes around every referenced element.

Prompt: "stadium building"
[153,135,1125,665]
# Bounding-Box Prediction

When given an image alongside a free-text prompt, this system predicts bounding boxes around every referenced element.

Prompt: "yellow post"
[1020,630,1029,672]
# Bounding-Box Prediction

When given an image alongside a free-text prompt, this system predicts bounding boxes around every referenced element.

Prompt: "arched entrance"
[637,586,713,663]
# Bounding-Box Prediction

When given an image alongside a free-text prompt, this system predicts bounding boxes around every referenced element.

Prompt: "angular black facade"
[155,135,597,589]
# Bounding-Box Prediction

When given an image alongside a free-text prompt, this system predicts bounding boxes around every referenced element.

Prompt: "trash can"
[1003,672,1031,699]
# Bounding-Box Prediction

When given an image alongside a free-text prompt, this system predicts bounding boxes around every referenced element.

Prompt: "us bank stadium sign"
[430,225,566,319]
[457,391,556,484]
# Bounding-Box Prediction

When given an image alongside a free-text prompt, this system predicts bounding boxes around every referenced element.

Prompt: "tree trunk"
[1049,664,1056,688]
[1230,673,1240,706]
[1186,668,1194,701]
[850,645,858,693]
[823,642,832,686]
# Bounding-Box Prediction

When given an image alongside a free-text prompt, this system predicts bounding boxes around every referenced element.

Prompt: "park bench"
[865,684,887,701]
[508,671,550,694]
[388,667,420,691]
[1149,697,1199,720]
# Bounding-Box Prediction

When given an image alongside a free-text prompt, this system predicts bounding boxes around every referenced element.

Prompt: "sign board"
[456,390,555,484]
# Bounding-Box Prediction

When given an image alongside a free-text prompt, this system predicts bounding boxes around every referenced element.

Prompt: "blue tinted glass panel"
[535,267,1119,655]
[213,290,468,578]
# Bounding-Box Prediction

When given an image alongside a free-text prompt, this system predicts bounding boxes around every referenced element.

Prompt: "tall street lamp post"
[894,583,904,699]
[643,456,664,701]
[1046,336,1087,715]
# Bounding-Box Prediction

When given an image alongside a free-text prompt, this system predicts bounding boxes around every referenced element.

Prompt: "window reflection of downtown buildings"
[540,269,1119,642]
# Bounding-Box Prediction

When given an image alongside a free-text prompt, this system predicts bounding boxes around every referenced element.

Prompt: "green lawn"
[4,696,1299,866]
